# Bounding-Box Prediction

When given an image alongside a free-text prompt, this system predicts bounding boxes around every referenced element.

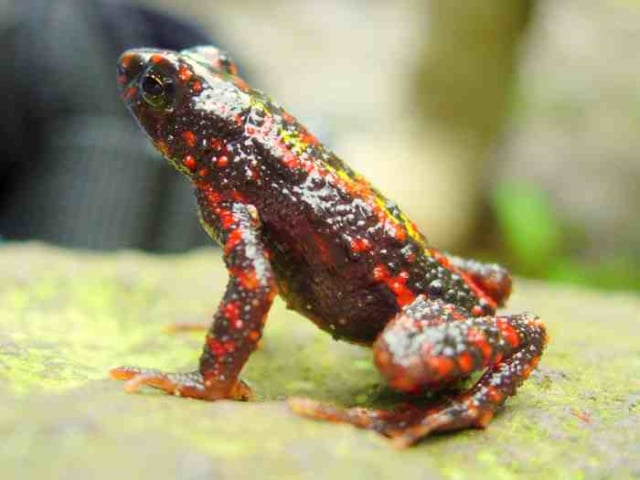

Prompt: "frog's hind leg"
[288,397,431,438]
[289,297,547,448]
[443,254,512,306]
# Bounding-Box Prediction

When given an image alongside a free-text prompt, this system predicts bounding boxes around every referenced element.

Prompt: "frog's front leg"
[110,203,276,401]
[289,297,547,447]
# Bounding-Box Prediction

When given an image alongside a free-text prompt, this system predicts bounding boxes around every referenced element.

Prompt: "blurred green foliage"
[492,182,640,292]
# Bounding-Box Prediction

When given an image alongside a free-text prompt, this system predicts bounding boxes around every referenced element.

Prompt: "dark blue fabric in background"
[0,0,228,251]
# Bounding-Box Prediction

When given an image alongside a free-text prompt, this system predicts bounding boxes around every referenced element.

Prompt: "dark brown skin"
[112,46,548,447]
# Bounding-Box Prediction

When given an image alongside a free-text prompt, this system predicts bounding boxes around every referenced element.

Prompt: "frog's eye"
[140,73,174,109]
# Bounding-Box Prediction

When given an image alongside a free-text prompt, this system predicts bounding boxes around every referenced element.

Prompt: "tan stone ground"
[1,243,639,479]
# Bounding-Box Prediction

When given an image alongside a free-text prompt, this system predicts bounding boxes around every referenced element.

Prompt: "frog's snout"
[117,53,135,86]
[117,50,145,102]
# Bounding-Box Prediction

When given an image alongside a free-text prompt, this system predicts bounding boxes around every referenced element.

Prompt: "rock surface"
[1,243,638,479]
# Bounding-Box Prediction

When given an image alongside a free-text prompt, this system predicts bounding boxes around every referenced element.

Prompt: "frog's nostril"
[117,51,146,87]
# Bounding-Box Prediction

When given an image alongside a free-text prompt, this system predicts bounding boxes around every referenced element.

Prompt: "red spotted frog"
[112,46,547,447]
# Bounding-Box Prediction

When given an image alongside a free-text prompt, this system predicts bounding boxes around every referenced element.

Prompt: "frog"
[112,46,548,448]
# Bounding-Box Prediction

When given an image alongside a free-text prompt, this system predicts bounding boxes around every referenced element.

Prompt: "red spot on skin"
[231,190,247,202]
[236,269,260,290]
[217,156,229,168]
[210,138,224,151]
[182,130,197,147]
[282,152,300,169]
[299,130,319,146]
[436,254,452,269]
[123,86,137,100]
[390,376,422,393]
[121,55,136,69]
[282,111,294,123]
[372,265,415,307]
[457,352,474,374]
[487,386,503,403]
[497,318,520,348]
[192,81,202,93]
[182,155,197,171]
[150,54,164,64]
[371,264,415,305]
[248,330,260,342]
[196,183,222,205]
[219,210,236,229]
[223,302,240,323]
[429,356,456,380]
[224,229,243,255]
[206,337,226,357]
[389,280,415,307]
[178,64,193,82]
[350,237,372,253]
[300,161,316,175]
[493,352,503,365]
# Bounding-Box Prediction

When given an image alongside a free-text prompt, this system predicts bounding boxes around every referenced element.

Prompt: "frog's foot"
[288,397,425,438]
[109,366,253,401]
[288,393,496,449]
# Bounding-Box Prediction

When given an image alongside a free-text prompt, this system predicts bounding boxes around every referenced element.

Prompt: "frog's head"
[117,46,251,176]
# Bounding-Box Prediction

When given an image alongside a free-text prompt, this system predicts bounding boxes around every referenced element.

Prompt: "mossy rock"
[1,243,638,479]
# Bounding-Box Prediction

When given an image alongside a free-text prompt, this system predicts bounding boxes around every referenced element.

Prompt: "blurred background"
[1,0,638,292]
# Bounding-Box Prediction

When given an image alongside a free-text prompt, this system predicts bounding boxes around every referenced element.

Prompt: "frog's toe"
[288,397,382,429]
[288,397,430,444]
[109,366,253,401]
[109,366,208,397]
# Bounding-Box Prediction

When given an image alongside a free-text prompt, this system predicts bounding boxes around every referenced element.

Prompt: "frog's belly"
[273,261,399,345]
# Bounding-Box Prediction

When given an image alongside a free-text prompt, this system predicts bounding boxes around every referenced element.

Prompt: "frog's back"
[235,99,485,343]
